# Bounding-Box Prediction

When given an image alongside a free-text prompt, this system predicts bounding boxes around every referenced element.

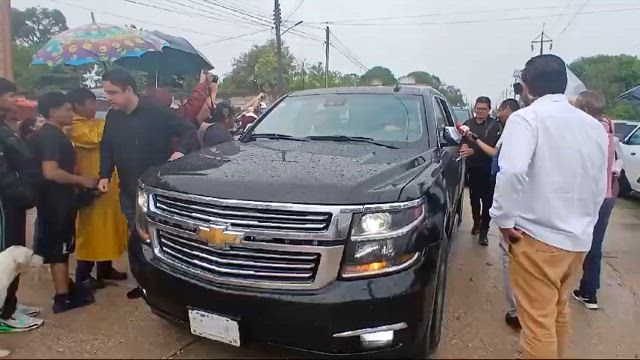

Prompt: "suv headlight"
[136,186,151,242]
[341,202,425,278]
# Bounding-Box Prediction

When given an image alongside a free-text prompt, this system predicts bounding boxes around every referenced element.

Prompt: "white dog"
[0,246,42,358]
[0,246,42,309]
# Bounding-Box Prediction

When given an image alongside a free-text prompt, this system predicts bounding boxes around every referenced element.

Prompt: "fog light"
[361,330,394,349]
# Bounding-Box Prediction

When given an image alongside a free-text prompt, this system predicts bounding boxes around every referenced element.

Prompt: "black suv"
[129,86,465,358]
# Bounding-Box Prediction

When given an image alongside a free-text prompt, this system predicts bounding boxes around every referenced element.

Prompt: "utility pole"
[325,26,330,88]
[0,0,14,81]
[301,59,306,90]
[531,23,553,55]
[274,0,283,96]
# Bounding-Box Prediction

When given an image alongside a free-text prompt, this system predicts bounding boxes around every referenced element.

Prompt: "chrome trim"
[149,220,344,290]
[350,211,426,241]
[333,323,408,338]
[341,252,421,279]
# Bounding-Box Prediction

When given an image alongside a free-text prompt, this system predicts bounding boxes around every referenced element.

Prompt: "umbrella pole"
[155,71,158,88]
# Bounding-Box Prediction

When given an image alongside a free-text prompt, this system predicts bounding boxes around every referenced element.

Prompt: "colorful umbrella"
[31,22,169,67]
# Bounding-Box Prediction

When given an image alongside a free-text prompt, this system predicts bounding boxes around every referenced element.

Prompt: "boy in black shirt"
[30,92,96,313]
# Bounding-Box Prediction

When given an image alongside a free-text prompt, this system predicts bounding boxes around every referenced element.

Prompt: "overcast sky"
[12,0,640,104]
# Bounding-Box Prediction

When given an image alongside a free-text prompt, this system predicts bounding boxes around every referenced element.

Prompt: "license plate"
[188,309,240,347]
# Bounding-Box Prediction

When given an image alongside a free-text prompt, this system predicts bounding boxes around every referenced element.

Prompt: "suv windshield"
[250,94,424,144]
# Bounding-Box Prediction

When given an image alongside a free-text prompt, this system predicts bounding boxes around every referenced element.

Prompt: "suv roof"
[289,86,441,97]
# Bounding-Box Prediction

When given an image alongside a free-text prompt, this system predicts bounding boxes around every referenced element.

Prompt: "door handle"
[632,152,637,156]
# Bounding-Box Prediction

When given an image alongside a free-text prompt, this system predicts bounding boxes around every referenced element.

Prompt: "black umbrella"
[618,85,640,101]
[115,30,213,77]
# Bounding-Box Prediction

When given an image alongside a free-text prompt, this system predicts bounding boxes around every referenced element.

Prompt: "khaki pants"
[509,234,585,359]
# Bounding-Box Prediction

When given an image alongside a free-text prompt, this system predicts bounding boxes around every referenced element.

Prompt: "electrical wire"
[285,0,306,20]
[557,0,591,37]
[199,29,270,46]
[306,2,639,24]
[127,0,258,28]
[151,0,273,29]
[308,6,640,26]
[43,0,216,36]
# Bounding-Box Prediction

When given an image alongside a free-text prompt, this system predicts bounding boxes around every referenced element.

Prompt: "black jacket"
[463,117,502,169]
[0,122,40,209]
[99,101,197,198]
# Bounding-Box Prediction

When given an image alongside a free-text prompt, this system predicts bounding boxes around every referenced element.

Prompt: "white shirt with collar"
[490,94,608,252]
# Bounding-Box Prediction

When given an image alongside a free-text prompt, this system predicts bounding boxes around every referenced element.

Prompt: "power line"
[193,0,275,28]
[126,0,260,29]
[43,0,217,36]
[557,0,591,37]
[198,29,270,46]
[153,0,272,29]
[307,6,640,26]
[285,0,306,20]
[329,30,367,70]
[307,2,640,24]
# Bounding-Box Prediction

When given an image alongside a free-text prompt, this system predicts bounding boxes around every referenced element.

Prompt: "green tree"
[360,66,396,86]
[11,7,69,47]
[407,71,442,88]
[221,40,296,96]
[569,55,640,119]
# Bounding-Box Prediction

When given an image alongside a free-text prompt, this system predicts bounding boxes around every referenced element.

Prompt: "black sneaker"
[505,313,521,331]
[126,287,144,299]
[471,222,481,235]
[478,232,489,246]
[53,293,94,314]
[89,277,106,291]
[572,290,599,310]
[98,269,128,281]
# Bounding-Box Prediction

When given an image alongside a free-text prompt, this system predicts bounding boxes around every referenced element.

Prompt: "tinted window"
[627,128,640,145]
[253,94,424,143]
[438,99,456,127]
[615,123,638,140]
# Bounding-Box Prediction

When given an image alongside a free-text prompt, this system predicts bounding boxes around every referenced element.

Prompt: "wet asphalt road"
[3,196,640,359]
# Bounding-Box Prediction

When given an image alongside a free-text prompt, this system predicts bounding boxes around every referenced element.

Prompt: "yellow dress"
[70,116,128,261]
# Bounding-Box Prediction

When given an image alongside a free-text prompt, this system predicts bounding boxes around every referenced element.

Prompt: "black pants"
[76,260,114,283]
[1,202,26,320]
[467,166,496,234]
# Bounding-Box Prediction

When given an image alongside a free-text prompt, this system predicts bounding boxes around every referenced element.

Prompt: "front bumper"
[129,233,440,356]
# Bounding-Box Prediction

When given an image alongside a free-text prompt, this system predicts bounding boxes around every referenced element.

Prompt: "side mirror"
[442,126,462,147]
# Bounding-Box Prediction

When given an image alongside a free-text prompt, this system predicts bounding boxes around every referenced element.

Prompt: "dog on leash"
[0,246,42,309]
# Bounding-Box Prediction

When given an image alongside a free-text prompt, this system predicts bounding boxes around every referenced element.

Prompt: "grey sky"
[12,0,640,105]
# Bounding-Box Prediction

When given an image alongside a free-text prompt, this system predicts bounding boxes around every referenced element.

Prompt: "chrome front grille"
[157,229,320,283]
[154,194,332,233]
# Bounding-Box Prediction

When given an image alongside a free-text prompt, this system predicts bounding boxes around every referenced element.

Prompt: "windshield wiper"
[247,133,309,142]
[306,135,398,149]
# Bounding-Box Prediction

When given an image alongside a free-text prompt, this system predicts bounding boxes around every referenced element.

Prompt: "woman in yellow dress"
[67,88,128,289]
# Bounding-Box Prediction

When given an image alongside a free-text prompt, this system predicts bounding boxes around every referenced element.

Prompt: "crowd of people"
[0,67,264,336]
[0,54,627,359]
[460,55,620,358]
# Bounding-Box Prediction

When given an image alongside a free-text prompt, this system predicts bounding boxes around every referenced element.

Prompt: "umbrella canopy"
[618,85,640,101]
[115,30,213,76]
[32,22,168,67]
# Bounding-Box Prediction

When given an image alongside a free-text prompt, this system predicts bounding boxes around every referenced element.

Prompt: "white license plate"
[188,309,241,347]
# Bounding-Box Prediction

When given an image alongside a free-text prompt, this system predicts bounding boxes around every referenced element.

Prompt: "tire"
[428,249,447,354]
[619,171,632,198]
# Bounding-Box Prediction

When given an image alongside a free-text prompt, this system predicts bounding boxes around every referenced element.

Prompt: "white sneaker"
[0,313,44,332]
[0,349,10,358]
[16,304,41,317]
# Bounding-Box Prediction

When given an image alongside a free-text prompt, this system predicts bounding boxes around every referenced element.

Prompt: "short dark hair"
[575,90,606,117]
[499,98,521,112]
[210,101,235,124]
[475,96,491,108]
[521,54,568,97]
[0,78,16,97]
[67,87,96,108]
[102,68,138,93]
[37,92,69,119]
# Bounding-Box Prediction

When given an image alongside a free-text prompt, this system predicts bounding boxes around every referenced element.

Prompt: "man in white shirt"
[490,54,608,359]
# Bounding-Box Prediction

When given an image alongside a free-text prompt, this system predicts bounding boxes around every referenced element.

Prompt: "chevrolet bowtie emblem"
[196,226,242,247]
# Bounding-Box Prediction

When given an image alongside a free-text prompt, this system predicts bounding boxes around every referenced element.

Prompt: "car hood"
[142,140,433,205]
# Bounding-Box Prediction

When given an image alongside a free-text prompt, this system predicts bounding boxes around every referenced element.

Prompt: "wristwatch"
[470,133,479,141]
